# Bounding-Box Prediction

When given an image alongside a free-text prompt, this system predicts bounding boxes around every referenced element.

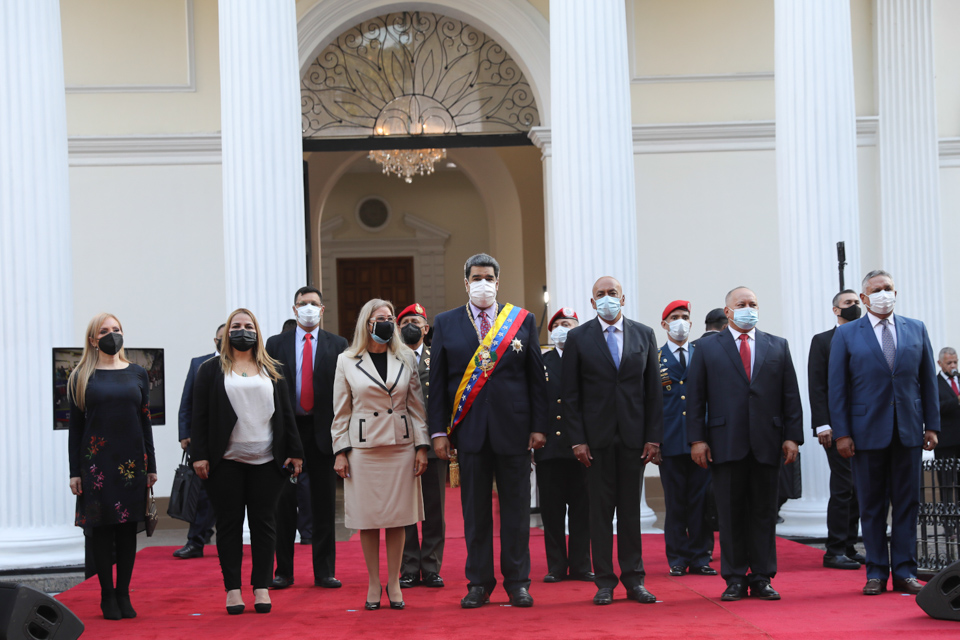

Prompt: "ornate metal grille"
[918,458,960,577]
[301,12,539,138]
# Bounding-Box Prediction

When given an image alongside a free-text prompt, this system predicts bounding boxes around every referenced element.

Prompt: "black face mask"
[98,332,123,356]
[371,321,395,343]
[229,329,257,352]
[839,305,862,322]
[400,323,422,346]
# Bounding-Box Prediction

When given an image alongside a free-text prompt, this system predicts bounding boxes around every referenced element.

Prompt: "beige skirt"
[344,443,424,530]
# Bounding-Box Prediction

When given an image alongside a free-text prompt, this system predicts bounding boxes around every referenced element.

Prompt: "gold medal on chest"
[475,346,497,376]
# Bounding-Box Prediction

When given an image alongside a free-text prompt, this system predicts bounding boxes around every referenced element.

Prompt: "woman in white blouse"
[191,308,303,615]
[332,299,430,610]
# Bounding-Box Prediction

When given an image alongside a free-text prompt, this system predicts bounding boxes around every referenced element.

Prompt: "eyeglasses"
[370,316,395,323]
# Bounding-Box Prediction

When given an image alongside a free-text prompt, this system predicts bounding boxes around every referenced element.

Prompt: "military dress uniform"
[535,346,592,581]
[659,340,714,574]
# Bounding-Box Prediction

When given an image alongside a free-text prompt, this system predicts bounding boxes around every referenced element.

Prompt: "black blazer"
[190,358,304,472]
[266,328,348,455]
[686,329,803,466]
[536,348,575,462]
[937,374,960,449]
[427,304,547,455]
[807,327,835,434]
[178,352,215,441]
[561,317,664,450]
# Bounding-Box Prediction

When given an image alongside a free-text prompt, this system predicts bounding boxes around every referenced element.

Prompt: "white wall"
[69,163,225,496]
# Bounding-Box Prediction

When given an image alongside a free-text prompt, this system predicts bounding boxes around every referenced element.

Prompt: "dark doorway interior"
[336,257,415,340]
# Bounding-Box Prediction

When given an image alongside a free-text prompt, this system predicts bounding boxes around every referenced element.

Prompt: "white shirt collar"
[667,340,688,355]
[728,326,756,341]
[598,315,624,332]
[941,370,957,383]
[469,301,497,321]
[296,325,319,343]
[867,311,895,328]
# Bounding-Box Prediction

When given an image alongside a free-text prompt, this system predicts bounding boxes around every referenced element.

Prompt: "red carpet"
[57,487,958,639]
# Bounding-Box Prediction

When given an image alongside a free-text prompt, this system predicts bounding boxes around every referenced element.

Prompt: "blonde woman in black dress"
[68,313,157,620]
[332,299,430,610]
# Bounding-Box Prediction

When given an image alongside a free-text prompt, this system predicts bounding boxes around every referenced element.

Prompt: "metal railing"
[918,458,960,577]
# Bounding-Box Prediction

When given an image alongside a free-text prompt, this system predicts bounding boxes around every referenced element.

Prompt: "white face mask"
[297,303,321,328]
[667,319,690,342]
[867,290,896,315]
[550,326,569,347]
[468,280,497,309]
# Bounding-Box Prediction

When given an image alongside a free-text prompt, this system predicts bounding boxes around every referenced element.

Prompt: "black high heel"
[115,593,137,618]
[365,586,382,610]
[226,604,245,615]
[387,585,405,610]
[100,592,121,621]
[254,588,272,614]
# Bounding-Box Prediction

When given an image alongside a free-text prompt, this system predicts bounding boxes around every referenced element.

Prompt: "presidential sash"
[448,303,529,434]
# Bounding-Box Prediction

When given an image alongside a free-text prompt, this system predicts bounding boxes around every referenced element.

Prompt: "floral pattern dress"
[68,365,157,528]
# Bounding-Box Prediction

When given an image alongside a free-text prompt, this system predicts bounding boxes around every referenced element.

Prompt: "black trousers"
[587,442,646,590]
[711,453,780,585]
[402,457,448,576]
[536,458,591,577]
[824,442,860,557]
[660,454,713,569]
[206,459,285,591]
[275,417,337,581]
[459,441,531,594]
[186,481,216,548]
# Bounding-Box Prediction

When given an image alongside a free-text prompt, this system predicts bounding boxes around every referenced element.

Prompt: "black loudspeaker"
[917,561,960,621]
[0,583,84,640]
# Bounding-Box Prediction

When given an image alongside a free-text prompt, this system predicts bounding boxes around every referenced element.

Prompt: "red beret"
[397,303,427,323]
[662,300,691,321]
[548,307,579,331]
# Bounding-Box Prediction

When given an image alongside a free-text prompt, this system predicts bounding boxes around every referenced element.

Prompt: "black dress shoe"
[626,584,657,603]
[823,554,861,570]
[593,587,614,605]
[689,565,718,576]
[461,586,489,609]
[892,577,923,594]
[508,587,534,607]
[543,572,564,583]
[569,571,595,582]
[849,552,867,565]
[669,565,686,577]
[721,583,747,601]
[863,578,886,595]
[750,581,780,600]
[315,577,342,588]
[100,592,122,620]
[299,537,312,545]
[399,573,420,588]
[173,544,203,559]
[421,572,444,588]
[270,576,294,589]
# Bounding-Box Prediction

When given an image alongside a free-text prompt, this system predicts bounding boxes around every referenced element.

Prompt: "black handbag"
[167,452,201,523]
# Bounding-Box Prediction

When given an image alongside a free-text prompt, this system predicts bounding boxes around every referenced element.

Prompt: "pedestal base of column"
[776,498,829,538]
[640,494,662,534]
[0,526,85,571]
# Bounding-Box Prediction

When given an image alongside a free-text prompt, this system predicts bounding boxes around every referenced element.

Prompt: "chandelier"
[367,148,447,184]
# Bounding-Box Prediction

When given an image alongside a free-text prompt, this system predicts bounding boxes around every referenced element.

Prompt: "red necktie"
[951,377,959,397]
[479,311,491,339]
[300,333,314,413]
[739,334,751,382]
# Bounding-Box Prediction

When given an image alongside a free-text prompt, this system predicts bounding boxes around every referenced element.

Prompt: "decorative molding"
[65,0,196,94]
[528,126,550,157]
[632,72,774,84]
[941,138,960,168]
[67,134,221,166]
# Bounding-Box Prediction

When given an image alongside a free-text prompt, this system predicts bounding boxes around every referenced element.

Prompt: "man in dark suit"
[936,347,960,528]
[562,276,663,606]
[699,308,728,340]
[172,323,224,559]
[829,269,940,595]
[687,286,803,602]
[807,289,865,570]
[398,303,448,589]
[267,286,348,589]
[536,308,592,584]
[429,253,547,609]
[658,300,716,578]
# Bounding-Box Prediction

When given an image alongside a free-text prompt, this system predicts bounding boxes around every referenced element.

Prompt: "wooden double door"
[336,257,414,340]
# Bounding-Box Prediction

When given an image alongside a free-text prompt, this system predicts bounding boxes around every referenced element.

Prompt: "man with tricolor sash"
[428,253,548,609]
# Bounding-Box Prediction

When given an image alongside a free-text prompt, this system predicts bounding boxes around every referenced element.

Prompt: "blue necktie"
[607,326,620,369]
[881,319,895,371]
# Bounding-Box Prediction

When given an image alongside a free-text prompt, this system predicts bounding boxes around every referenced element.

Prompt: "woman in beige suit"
[332,299,430,610]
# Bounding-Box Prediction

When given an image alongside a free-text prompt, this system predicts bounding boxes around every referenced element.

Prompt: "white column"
[774,0,862,536]
[548,1,657,530]
[219,1,305,334]
[876,0,944,349]
[0,0,82,568]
